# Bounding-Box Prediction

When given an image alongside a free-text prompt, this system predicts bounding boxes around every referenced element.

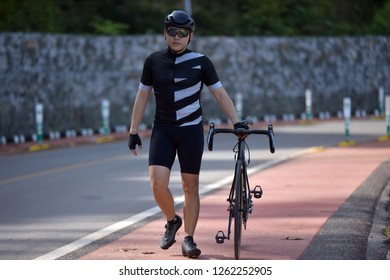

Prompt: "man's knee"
[181,174,199,195]
[149,165,170,193]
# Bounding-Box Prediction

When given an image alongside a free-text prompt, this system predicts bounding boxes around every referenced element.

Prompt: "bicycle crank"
[215,231,227,244]
[251,185,263,199]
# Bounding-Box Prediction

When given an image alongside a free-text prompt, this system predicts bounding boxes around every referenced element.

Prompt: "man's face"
[164,27,192,53]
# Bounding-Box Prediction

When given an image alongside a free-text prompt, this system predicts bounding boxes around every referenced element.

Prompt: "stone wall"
[1,33,389,138]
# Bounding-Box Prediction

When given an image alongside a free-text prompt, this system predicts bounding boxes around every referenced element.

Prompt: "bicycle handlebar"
[207,123,275,154]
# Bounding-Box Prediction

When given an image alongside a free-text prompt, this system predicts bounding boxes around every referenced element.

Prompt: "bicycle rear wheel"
[233,160,244,260]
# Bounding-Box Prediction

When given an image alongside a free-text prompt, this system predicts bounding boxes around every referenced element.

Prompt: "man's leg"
[181,172,200,236]
[149,165,176,221]
[175,124,203,258]
[180,172,202,258]
[150,165,182,250]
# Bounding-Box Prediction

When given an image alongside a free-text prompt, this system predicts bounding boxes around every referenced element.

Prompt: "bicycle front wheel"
[233,159,244,260]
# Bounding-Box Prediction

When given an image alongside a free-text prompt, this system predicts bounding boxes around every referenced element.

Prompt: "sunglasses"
[166,27,190,38]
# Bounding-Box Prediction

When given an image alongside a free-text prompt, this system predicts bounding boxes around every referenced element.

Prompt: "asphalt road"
[0,119,385,260]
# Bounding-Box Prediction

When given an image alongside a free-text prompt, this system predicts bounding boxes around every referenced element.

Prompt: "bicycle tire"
[234,159,244,260]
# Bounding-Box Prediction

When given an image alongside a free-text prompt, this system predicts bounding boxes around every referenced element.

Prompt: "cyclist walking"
[128,10,247,258]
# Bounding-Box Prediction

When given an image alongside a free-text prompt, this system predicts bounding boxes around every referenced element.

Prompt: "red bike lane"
[80,140,390,260]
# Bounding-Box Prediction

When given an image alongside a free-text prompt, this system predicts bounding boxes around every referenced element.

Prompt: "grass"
[338,140,356,147]
[384,220,390,239]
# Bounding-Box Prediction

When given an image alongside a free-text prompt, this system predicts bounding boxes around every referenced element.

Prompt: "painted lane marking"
[0,155,129,186]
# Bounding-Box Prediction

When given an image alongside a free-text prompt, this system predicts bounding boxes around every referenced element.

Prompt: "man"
[128,10,247,258]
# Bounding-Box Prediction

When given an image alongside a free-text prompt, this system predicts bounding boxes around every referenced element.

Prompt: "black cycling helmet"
[164,10,195,32]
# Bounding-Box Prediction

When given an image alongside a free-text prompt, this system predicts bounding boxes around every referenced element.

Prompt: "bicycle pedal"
[252,185,263,199]
[215,231,226,244]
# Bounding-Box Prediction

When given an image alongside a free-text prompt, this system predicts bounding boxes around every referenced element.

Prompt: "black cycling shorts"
[149,123,204,175]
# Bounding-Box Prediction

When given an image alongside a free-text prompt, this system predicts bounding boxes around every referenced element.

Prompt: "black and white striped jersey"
[139,48,222,127]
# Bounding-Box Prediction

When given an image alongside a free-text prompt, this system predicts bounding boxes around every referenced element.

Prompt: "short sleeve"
[202,56,221,87]
[140,54,153,86]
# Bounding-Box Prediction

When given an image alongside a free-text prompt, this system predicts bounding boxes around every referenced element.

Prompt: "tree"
[370,0,390,34]
[0,0,389,35]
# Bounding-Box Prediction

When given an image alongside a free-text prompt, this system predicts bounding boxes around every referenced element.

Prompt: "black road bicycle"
[207,121,275,259]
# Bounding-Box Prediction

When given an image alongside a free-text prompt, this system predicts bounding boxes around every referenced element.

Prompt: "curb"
[0,131,149,156]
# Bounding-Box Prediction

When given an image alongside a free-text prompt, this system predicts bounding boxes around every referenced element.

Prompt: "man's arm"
[129,88,152,134]
[128,88,152,156]
[209,86,240,125]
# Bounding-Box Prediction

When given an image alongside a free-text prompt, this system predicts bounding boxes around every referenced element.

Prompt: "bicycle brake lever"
[245,119,254,126]
[207,123,215,151]
[268,124,275,153]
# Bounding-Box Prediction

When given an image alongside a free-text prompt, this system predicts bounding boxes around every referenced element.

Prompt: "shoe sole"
[182,248,201,259]
[161,239,176,250]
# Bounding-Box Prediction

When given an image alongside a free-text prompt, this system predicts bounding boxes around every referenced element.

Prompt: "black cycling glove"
[234,121,249,130]
[128,134,142,151]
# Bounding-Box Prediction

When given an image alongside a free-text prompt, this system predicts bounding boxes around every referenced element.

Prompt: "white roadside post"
[35,103,44,144]
[235,92,243,121]
[184,0,192,14]
[305,89,313,121]
[379,87,384,117]
[29,102,50,151]
[384,95,390,140]
[340,97,355,146]
[101,99,110,136]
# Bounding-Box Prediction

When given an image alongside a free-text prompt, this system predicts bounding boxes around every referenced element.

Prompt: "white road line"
[35,147,318,260]
[35,206,161,260]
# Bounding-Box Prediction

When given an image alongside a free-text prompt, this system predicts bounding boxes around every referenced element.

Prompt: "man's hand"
[234,121,249,130]
[128,134,142,156]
